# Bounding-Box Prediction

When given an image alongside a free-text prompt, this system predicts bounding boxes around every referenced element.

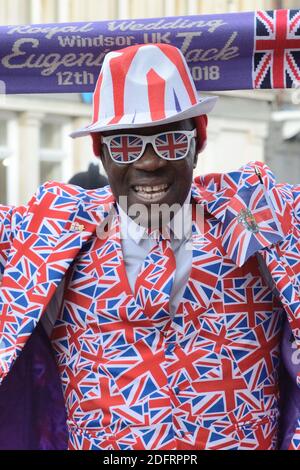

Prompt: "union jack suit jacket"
[0,160,299,450]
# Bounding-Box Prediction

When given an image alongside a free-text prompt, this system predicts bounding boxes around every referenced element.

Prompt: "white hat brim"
[70,95,218,139]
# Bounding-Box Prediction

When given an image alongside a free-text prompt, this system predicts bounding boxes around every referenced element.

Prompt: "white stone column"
[175,0,189,15]
[18,111,44,203]
[7,0,21,23]
[164,0,176,16]
[146,0,164,18]
[187,0,198,15]
[58,0,71,22]
[71,0,83,21]
[118,0,129,18]
[30,0,42,23]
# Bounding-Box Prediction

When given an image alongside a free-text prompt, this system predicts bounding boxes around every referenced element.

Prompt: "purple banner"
[0,9,299,94]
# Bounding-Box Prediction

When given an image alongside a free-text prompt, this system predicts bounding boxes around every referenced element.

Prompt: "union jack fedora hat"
[70,43,217,138]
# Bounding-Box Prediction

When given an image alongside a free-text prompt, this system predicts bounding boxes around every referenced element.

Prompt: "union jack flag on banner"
[253,9,300,89]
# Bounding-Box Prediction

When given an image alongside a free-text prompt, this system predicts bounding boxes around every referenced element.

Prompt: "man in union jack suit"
[0,43,300,450]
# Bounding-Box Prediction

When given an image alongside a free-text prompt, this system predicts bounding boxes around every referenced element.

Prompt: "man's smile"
[131,182,171,202]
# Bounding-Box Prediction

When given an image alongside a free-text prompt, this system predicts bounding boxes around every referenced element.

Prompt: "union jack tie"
[134,234,176,329]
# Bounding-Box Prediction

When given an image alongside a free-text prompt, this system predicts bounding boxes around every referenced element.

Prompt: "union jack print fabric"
[0,161,299,450]
[53,225,282,450]
[254,9,300,89]
[134,236,176,331]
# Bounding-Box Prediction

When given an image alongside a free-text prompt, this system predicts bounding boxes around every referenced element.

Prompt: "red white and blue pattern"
[71,44,216,138]
[0,161,299,450]
[108,131,191,163]
[254,9,300,89]
[291,419,300,450]
[92,44,198,127]
[109,135,143,163]
[154,132,189,160]
[134,236,176,331]
[51,200,280,450]
[221,178,284,267]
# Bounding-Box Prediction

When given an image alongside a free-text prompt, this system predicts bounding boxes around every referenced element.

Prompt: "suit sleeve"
[0,184,48,275]
[0,184,49,385]
[0,198,68,449]
[284,184,300,450]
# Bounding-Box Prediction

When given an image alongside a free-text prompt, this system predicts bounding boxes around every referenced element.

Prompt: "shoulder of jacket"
[194,161,293,266]
[231,160,277,190]
[194,160,277,195]
[29,181,112,206]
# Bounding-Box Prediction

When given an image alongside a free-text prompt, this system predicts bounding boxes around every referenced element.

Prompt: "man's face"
[100,119,198,227]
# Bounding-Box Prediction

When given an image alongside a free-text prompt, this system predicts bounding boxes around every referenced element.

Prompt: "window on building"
[39,122,65,184]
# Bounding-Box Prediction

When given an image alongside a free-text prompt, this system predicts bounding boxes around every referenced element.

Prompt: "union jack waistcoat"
[0,161,299,450]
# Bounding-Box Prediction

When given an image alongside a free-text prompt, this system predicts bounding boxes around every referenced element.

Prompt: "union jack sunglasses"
[101,129,197,164]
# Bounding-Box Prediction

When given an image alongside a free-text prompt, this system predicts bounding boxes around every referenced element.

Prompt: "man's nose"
[132,143,167,171]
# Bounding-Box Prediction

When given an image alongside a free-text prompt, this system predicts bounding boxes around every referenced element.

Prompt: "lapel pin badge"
[237,208,259,233]
[70,222,85,232]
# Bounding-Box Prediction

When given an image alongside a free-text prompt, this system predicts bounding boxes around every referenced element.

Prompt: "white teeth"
[134,184,169,193]
[133,184,170,201]
[136,191,167,200]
